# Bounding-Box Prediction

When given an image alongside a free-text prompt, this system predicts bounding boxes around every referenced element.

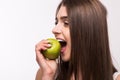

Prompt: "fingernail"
[48,44,51,47]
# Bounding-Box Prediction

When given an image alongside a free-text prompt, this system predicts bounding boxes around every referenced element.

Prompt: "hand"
[35,39,58,80]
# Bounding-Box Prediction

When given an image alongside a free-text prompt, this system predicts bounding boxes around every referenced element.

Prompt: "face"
[52,5,71,62]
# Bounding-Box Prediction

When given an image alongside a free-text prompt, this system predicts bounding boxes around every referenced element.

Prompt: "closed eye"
[55,19,58,25]
[64,21,69,26]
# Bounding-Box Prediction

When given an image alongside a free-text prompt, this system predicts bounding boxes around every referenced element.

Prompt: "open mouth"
[57,39,67,54]
[58,40,67,48]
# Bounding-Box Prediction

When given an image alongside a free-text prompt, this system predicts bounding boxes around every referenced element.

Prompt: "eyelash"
[64,21,69,26]
[55,21,58,25]
[55,21,69,26]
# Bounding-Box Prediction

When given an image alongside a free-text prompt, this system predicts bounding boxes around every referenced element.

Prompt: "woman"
[35,0,120,80]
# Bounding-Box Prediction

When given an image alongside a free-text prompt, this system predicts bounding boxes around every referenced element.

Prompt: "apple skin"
[42,38,61,60]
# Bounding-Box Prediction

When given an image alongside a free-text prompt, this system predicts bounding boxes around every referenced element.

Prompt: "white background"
[0,0,119,80]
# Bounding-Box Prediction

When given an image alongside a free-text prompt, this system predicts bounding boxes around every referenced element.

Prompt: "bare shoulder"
[35,68,42,80]
[117,74,120,80]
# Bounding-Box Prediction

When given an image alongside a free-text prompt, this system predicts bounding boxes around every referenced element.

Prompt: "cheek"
[64,29,70,38]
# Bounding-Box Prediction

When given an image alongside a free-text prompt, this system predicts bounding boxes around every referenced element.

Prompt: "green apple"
[42,38,61,60]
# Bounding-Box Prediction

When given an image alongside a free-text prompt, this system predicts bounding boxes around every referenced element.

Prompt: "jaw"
[57,39,71,61]
[61,45,71,62]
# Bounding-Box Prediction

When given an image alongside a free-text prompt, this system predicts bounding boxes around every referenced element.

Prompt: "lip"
[56,37,67,55]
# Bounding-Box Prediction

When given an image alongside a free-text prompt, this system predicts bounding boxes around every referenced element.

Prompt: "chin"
[61,56,70,62]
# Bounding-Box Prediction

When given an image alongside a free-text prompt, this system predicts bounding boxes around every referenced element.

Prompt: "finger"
[35,44,51,55]
[36,49,48,68]
[35,42,51,51]
[38,39,49,44]
[35,39,51,68]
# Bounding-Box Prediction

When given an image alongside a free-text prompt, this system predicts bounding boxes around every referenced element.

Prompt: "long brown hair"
[56,0,117,80]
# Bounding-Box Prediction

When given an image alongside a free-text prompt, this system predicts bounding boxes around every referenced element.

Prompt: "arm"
[36,68,53,80]
[36,68,42,80]
[35,66,57,80]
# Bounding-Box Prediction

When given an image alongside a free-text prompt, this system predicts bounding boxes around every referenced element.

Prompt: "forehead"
[56,5,67,18]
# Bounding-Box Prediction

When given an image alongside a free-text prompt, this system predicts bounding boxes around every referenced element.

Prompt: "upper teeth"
[57,39,64,42]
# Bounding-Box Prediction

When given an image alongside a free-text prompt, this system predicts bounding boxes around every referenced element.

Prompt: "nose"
[52,24,61,35]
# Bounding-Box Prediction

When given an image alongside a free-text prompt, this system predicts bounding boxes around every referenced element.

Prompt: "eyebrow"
[60,16,68,20]
[56,16,68,21]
